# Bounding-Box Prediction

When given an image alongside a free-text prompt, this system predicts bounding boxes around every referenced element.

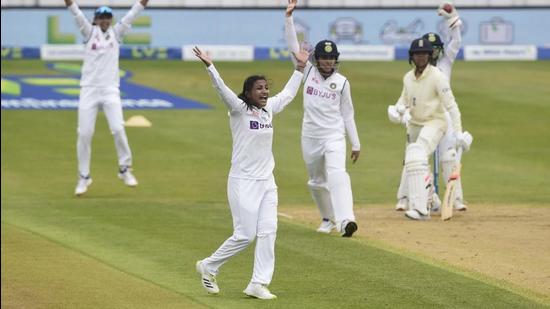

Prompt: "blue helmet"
[94,6,113,18]
[408,38,433,56]
[314,40,340,60]
[422,32,444,48]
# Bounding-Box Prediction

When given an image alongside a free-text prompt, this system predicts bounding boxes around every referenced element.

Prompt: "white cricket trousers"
[77,86,132,176]
[302,136,355,227]
[202,176,278,285]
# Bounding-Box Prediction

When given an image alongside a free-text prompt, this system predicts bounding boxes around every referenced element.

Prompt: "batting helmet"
[408,38,433,56]
[94,6,113,18]
[422,32,444,48]
[314,40,340,60]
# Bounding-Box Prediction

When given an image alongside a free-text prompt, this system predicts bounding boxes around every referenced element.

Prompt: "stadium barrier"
[2,45,550,60]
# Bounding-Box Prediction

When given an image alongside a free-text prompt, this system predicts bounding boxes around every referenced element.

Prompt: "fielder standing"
[193,46,308,299]
[285,0,360,237]
[389,37,470,220]
[65,0,148,195]
[390,2,472,212]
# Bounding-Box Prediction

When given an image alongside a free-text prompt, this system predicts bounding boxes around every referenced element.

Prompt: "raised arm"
[193,47,243,112]
[113,0,148,40]
[65,0,93,39]
[270,49,308,114]
[340,81,361,163]
[438,2,462,62]
[285,0,301,66]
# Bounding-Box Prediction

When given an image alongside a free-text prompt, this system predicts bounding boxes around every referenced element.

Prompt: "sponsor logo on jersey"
[306,86,337,100]
[249,121,273,130]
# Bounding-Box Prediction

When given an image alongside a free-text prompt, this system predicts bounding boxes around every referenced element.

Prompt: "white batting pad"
[405,143,429,216]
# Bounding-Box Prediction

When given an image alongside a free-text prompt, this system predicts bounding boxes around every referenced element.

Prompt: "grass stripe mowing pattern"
[2,60,550,308]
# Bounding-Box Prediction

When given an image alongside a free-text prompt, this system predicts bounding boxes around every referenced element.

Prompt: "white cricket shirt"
[68,2,144,88]
[285,16,361,151]
[207,65,303,180]
[401,65,462,133]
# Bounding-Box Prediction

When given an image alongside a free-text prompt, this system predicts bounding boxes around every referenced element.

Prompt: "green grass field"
[2,60,550,308]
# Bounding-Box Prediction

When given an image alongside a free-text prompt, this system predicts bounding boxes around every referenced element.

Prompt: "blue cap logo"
[95,6,113,17]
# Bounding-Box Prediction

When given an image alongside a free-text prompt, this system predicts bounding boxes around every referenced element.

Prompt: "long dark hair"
[238,75,267,110]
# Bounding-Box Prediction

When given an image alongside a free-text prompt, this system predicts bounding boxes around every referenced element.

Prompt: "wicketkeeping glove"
[438,2,462,29]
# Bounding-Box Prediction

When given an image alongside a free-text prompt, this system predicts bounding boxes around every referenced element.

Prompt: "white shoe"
[196,260,219,294]
[243,283,277,300]
[430,193,441,212]
[395,198,407,211]
[118,166,138,187]
[405,209,430,221]
[75,176,92,196]
[340,220,358,237]
[453,199,468,211]
[316,219,336,234]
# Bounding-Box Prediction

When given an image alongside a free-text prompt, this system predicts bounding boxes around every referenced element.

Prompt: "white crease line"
[277,212,293,219]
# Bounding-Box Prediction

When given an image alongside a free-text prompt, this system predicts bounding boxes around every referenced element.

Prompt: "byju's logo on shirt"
[250,121,273,130]
[306,86,337,100]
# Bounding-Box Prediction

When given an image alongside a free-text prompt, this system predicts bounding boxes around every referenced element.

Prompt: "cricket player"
[388,37,470,220]
[65,0,148,196]
[285,0,361,237]
[193,46,309,300]
[390,2,472,212]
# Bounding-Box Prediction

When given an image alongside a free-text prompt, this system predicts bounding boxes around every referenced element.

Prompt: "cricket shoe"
[243,283,277,300]
[316,218,336,233]
[75,175,93,196]
[453,199,468,211]
[196,260,219,294]
[118,166,138,187]
[430,193,441,212]
[395,198,407,211]
[341,220,358,237]
[405,209,430,221]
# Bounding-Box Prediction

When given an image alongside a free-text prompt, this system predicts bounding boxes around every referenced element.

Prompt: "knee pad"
[405,143,428,172]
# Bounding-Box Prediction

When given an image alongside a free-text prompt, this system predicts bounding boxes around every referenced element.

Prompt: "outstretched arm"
[193,47,242,112]
[270,49,308,114]
[285,0,302,67]
[114,0,148,40]
[65,0,92,39]
[438,2,462,62]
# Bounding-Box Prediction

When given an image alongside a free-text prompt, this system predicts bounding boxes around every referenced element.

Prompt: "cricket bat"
[441,163,462,221]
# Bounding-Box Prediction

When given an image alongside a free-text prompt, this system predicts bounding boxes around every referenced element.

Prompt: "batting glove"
[455,131,473,152]
[387,105,402,124]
